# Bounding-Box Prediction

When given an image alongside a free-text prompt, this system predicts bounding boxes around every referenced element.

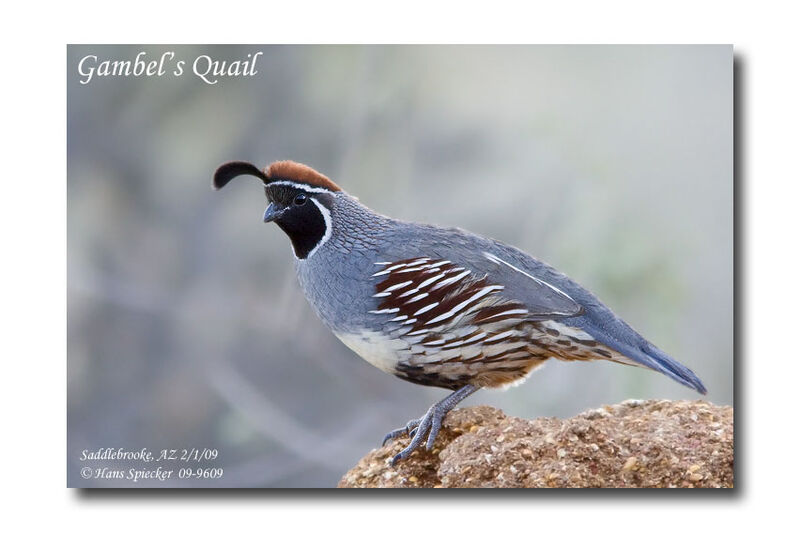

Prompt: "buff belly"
[333,318,639,391]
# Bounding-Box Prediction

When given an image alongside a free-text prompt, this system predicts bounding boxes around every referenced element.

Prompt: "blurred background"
[67,45,732,487]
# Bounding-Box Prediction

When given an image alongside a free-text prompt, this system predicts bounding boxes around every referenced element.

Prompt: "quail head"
[214,160,707,465]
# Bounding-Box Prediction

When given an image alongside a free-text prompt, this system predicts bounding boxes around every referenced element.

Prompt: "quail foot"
[214,160,707,466]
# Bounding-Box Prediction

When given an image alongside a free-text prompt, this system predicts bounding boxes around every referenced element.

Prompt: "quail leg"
[384,385,478,466]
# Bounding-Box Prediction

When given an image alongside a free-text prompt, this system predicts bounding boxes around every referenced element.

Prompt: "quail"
[213,160,707,465]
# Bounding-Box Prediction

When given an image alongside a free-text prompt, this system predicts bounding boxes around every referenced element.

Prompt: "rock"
[338,400,733,488]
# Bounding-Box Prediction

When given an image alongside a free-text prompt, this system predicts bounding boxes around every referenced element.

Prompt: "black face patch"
[265,184,332,259]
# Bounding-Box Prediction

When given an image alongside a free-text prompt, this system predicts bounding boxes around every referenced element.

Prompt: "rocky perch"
[338,400,733,488]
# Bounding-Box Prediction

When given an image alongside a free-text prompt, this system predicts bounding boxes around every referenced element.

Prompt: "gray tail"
[573,318,707,394]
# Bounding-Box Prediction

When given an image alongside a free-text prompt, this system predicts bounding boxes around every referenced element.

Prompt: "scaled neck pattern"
[297,193,393,264]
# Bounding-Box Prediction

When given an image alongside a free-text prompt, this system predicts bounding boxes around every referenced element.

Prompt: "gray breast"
[292,194,390,334]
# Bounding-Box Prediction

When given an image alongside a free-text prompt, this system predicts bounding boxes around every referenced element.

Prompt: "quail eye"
[294,193,308,206]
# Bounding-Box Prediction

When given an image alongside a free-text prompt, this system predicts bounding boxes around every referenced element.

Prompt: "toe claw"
[381,432,396,446]
[381,426,409,446]
[382,417,425,447]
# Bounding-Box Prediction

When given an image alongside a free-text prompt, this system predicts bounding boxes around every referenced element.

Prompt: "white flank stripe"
[406,292,429,303]
[368,308,399,314]
[372,292,390,298]
[440,339,466,350]
[484,309,529,319]
[431,270,471,291]
[442,331,487,349]
[374,261,392,265]
[396,266,427,274]
[424,285,503,325]
[384,281,413,293]
[485,330,515,343]
[482,252,576,303]
[372,262,410,277]
[468,331,488,342]
[398,288,419,298]
[405,258,430,267]
[423,339,446,346]
[484,254,501,265]
[390,315,409,322]
[402,318,417,325]
[417,272,447,289]
[425,310,457,326]
[413,302,439,316]
[428,260,451,269]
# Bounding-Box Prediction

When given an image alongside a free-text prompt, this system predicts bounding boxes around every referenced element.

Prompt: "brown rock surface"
[338,399,733,488]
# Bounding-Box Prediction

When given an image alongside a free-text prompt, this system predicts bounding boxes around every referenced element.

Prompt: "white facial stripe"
[300,197,332,260]
[267,181,337,195]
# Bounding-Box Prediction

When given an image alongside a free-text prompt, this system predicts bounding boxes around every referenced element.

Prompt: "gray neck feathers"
[323,193,393,255]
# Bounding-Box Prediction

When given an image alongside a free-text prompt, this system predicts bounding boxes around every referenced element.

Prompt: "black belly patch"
[394,363,472,390]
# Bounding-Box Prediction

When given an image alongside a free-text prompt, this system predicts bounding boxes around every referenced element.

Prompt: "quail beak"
[263,203,287,223]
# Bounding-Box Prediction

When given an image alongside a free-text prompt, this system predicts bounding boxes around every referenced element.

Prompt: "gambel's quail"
[214,160,707,465]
